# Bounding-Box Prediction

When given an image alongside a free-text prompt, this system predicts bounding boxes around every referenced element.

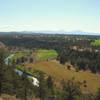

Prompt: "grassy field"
[91,39,100,46]
[14,49,100,93]
[12,50,31,60]
[36,49,58,61]
[24,60,100,93]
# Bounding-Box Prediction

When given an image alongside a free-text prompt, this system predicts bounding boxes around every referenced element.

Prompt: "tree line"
[58,47,100,73]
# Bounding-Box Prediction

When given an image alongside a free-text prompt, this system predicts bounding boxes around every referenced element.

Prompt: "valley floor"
[25,60,100,93]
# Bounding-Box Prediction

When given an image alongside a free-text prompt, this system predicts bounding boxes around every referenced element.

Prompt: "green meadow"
[12,50,31,60]
[36,49,58,61]
[91,39,100,46]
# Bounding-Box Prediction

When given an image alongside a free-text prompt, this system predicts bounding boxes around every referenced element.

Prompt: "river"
[5,54,39,87]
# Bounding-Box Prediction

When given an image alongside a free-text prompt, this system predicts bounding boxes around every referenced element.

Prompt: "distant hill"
[0,31,100,35]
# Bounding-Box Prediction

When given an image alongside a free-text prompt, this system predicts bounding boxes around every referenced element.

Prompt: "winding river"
[5,54,39,87]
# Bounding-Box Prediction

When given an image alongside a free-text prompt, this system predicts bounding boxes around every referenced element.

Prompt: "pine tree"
[47,76,53,89]
[96,88,100,100]
[17,70,33,100]
[46,76,56,100]
[34,70,47,100]
[0,48,5,96]
[62,79,81,100]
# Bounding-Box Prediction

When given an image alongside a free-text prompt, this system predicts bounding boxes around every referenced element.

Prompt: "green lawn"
[91,39,100,46]
[36,49,58,61]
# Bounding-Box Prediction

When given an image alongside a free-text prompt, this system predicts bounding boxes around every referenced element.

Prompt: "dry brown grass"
[0,94,19,100]
[25,60,100,93]
[0,97,3,100]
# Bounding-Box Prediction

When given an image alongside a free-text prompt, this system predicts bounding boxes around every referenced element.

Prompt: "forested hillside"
[0,34,100,100]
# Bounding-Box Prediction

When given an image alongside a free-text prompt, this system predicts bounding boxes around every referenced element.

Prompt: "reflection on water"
[5,54,39,87]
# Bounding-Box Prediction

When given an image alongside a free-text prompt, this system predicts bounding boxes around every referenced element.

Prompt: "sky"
[0,0,100,33]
